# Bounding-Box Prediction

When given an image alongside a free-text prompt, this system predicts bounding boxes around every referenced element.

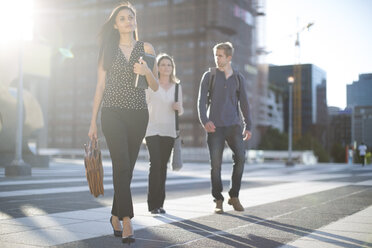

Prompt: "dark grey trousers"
[101,107,148,219]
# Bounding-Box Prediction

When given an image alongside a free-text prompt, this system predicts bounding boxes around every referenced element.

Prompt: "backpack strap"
[233,70,241,98]
[207,67,217,107]
[233,71,242,114]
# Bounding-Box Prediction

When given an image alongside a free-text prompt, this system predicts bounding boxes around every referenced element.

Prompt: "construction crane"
[292,21,314,141]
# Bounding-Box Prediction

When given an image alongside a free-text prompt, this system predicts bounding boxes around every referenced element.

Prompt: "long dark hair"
[98,2,138,71]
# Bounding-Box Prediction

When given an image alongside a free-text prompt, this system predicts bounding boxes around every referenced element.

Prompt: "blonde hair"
[213,42,234,57]
[156,53,180,83]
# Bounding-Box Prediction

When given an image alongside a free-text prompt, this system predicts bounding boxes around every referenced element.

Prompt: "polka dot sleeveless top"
[102,41,147,110]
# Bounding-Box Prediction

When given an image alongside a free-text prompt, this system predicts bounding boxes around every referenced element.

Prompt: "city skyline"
[264,0,372,109]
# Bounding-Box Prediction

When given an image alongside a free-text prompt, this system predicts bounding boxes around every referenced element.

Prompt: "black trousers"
[145,135,174,211]
[101,107,148,219]
[361,155,365,166]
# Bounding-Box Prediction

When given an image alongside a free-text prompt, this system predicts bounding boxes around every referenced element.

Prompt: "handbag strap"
[90,138,99,150]
[174,83,179,132]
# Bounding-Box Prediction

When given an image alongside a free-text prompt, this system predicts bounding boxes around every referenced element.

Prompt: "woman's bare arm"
[88,59,106,140]
[143,42,159,91]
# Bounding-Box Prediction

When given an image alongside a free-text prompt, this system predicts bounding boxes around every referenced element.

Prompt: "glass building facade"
[347,73,372,107]
[268,64,328,136]
[347,73,372,147]
[328,108,351,148]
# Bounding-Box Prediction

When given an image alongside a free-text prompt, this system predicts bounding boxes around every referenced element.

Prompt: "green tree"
[258,127,288,150]
[330,143,346,163]
[294,133,330,162]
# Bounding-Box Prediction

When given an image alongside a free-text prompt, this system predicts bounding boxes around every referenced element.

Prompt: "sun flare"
[0,0,34,43]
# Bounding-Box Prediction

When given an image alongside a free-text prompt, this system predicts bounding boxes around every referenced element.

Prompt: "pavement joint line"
[133,236,173,244]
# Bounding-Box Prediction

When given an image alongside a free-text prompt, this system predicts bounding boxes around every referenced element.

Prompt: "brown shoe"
[214,199,224,214]
[228,197,244,211]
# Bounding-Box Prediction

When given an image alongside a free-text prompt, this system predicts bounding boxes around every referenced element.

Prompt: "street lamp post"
[2,0,34,176]
[361,108,365,143]
[286,76,295,166]
[5,39,32,177]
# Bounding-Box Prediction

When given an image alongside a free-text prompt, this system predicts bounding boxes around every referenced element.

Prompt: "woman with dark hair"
[145,53,183,214]
[88,2,158,244]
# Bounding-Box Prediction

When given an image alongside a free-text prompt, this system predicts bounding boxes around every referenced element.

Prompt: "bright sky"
[264,0,372,109]
[0,0,34,43]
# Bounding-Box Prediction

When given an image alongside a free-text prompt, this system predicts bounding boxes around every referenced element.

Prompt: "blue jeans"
[207,125,245,201]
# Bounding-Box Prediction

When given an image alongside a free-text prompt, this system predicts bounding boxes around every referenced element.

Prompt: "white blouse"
[145,83,184,138]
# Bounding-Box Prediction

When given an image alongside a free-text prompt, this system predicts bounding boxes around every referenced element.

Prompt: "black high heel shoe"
[110,216,122,237]
[122,219,135,244]
[122,235,135,244]
[159,207,166,214]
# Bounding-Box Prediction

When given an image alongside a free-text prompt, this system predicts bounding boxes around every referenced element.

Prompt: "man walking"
[197,42,252,214]
[358,142,367,166]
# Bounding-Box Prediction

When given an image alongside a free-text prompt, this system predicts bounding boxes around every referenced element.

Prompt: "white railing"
[38,148,317,165]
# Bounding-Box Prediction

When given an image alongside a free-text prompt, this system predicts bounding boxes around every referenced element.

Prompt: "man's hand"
[243,130,252,141]
[204,121,216,133]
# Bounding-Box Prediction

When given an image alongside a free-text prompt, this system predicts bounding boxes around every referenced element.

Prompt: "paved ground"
[0,159,371,247]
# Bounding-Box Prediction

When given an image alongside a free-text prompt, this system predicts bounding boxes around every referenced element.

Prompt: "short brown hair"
[213,42,234,57]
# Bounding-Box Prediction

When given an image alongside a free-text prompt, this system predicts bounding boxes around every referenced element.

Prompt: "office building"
[347,73,372,107]
[255,64,284,133]
[268,64,328,137]
[347,73,372,147]
[352,106,372,148]
[328,107,351,148]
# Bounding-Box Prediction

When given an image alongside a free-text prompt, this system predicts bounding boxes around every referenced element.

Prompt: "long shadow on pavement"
[147,213,288,248]
[226,213,372,248]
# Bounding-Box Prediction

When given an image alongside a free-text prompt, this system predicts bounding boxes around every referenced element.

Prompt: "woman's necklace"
[119,43,135,61]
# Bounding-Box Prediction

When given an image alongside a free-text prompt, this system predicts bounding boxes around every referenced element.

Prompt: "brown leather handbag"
[84,139,104,197]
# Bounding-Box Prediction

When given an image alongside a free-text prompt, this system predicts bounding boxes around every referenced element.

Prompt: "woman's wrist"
[144,66,152,76]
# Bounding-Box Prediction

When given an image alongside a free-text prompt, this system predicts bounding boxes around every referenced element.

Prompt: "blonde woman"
[145,53,183,214]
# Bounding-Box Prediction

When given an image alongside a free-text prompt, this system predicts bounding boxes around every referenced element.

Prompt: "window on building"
[149,0,167,7]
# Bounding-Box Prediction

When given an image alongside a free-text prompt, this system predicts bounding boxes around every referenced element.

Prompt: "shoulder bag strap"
[175,83,179,132]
